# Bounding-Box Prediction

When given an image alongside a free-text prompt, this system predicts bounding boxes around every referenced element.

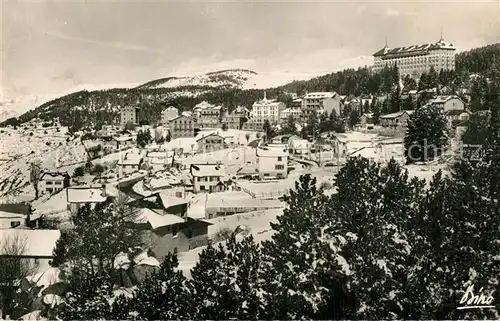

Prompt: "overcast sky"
[1,0,499,97]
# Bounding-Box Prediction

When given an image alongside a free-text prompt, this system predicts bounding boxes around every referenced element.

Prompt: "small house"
[117,153,144,177]
[379,110,414,128]
[190,163,227,193]
[0,229,61,274]
[256,146,288,180]
[196,133,226,153]
[66,186,107,215]
[39,172,70,195]
[205,194,284,219]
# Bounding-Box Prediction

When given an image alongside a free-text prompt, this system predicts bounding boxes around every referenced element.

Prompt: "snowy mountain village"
[0,38,499,320]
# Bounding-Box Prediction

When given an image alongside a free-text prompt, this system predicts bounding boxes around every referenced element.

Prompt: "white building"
[117,152,144,177]
[280,107,302,122]
[193,101,223,128]
[256,146,288,180]
[373,38,456,78]
[120,106,140,127]
[251,92,286,125]
[301,92,341,120]
[190,163,227,193]
[0,229,61,274]
[66,186,107,215]
[205,195,284,219]
[39,172,70,195]
[161,106,179,125]
[428,95,465,112]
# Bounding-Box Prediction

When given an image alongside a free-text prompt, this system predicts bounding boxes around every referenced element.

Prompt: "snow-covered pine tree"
[112,251,194,319]
[260,174,349,319]
[404,105,449,164]
[327,157,425,319]
[190,235,264,319]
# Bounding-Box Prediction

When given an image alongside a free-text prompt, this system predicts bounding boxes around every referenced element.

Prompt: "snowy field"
[177,208,282,277]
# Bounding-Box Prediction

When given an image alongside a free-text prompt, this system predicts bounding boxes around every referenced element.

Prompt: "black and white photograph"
[0,0,499,319]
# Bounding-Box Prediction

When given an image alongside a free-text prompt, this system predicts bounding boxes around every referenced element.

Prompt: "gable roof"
[136,208,185,229]
[169,115,195,123]
[380,110,415,119]
[256,146,289,157]
[0,229,60,257]
[190,163,226,177]
[430,95,463,104]
[40,171,70,180]
[196,133,225,142]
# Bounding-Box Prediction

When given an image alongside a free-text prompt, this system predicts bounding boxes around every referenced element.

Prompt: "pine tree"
[114,252,194,319]
[404,106,449,163]
[190,235,264,319]
[327,158,426,319]
[260,175,348,319]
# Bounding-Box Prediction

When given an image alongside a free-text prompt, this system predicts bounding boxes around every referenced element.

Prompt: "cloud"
[44,31,166,54]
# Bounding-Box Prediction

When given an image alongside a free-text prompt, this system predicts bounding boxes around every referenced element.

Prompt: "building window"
[10,221,21,228]
[277,156,282,161]
[46,181,53,185]
[275,164,285,170]
[34,258,40,266]
[200,185,205,191]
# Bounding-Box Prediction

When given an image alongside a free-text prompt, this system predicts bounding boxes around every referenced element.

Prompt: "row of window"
[45,181,63,185]
[197,176,220,182]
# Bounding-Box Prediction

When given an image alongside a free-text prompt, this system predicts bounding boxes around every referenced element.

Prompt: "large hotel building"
[373,38,456,78]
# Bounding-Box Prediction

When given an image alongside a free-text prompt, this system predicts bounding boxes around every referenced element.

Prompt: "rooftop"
[373,39,456,58]
[430,95,462,104]
[136,208,185,229]
[67,187,107,204]
[303,92,338,99]
[40,171,69,180]
[379,110,415,119]
[190,163,226,177]
[206,196,284,209]
[256,146,288,158]
[0,229,60,257]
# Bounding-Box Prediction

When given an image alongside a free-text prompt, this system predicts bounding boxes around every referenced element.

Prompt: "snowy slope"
[0,83,138,122]
[136,69,319,90]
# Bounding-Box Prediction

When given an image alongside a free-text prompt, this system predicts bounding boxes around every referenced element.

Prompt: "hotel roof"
[373,39,456,58]
[303,92,338,99]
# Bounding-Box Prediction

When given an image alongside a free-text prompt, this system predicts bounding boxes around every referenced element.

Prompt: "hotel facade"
[373,38,456,78]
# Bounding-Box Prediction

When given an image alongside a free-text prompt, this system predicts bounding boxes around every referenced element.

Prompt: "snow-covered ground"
[177,208,282,277]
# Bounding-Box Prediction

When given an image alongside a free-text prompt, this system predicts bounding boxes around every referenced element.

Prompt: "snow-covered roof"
[159,193,189,209]
[430,95,462,104]
[0,229,60,257]
[303,92,338,99]
[349,147,380,159]
[0,211,25,219]
[40,171,69,180]
[196,133,225,142]
[334,132,378,143]
[373,39,456,57]
[252,99,283,107]
[379,110,414,119]
[206,197,283,209]
[169,115,195,122]
[361,113,374,118]
[114,136,133,142]
[66,187,106,204]
[164,106,178,112]
[290,139,310,149]
[136,208,185,229]
[118,154,143,166]
[256,146,288,157]
[193,101,216,110]
[190,163,226,177]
